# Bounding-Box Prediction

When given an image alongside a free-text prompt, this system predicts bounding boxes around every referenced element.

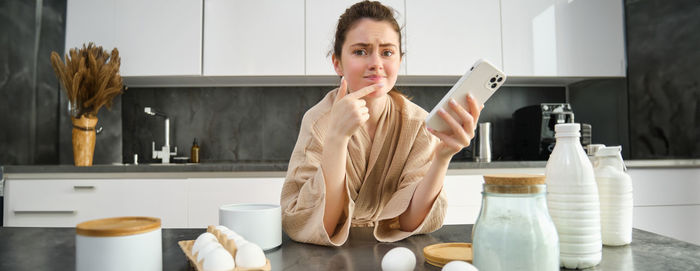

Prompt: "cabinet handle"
[14,210,76,214]
[73,185,95,190]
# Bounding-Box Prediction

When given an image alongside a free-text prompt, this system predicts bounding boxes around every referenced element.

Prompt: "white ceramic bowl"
[76,217,162,271]
[219,203,281,250]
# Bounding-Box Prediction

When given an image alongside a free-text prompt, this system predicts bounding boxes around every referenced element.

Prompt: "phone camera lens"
[497,77,503,82]
[490,77,496,83]
[491,83,497,88]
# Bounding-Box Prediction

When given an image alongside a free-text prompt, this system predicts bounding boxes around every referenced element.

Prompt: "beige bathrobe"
[281,89,447,246]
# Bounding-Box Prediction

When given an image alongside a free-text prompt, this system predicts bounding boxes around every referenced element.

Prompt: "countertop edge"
[1,159,697,179]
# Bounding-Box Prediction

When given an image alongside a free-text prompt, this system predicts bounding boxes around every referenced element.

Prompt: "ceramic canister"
[219,203,282,250]
[76,217,162,271]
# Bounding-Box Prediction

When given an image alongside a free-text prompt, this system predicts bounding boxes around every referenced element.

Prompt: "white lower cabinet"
[4,179,188,228]
[629,168,700,245]
[443,175,484,225]
[634,205,700,245]
[10,167,697,241]
[187,178,285,228]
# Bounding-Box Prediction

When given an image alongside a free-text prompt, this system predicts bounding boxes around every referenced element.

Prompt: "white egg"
[197,242,223,263]
[192,233,218,255]
[215,225,231,232]
[235,242,266,268]
[381,247,416,271]
[225,231,246,244]
[442,260,478,271]
[214,226,232,238]
[202,247,235,271]
[234,238,249,247]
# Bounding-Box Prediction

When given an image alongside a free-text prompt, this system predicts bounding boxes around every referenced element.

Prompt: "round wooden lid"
[423,242,472,267]
[76,216,161,237]
[483,174,545,185]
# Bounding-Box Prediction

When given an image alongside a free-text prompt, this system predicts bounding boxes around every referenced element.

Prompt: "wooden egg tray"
[178,225,271,271]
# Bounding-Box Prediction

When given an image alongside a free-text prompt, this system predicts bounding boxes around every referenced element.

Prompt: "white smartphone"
[425,59,506,132]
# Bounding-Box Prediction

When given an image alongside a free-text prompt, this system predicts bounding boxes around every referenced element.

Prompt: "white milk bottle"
[545,123,602,269]
[594,146,633,246]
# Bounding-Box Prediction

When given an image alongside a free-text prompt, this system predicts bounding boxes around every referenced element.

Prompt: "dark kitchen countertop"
[0,225,698,271]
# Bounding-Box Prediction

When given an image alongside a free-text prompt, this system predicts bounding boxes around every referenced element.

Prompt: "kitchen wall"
[0,0,121,165]
[2,0,698,166]
[121,85,566,164]
[625,0,700,158]
[0,0,65,165]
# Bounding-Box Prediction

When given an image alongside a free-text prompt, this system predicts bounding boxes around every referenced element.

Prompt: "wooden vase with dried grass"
[50,42,124,166]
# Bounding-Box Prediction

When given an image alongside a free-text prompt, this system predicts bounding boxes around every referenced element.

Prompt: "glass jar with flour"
[472,174,559,271]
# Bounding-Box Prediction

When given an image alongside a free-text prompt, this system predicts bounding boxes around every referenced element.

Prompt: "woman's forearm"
[321,135,351,235]
[398,155,451,231]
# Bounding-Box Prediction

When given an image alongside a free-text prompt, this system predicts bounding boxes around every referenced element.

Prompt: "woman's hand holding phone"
[428,95,484,160]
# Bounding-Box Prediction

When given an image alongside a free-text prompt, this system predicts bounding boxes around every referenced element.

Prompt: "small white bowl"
[219,203,281,250]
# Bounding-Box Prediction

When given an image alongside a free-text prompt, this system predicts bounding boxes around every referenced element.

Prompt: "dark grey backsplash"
[569,78,630,158]
[121,87,326,163]
[121,85,567,163]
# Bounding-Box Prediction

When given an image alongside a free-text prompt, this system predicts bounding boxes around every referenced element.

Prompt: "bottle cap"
[554,123,580,133]
[595,146,622,157]
[586,144,606,156]
[554,123,580,137]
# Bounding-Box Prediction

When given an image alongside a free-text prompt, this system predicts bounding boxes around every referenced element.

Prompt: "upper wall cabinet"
[203,0,304,76]
[305,0,406,76]
[65,0,115,54]
[501,0,626,77]
[65,0,202,77]
[404,0,503,76]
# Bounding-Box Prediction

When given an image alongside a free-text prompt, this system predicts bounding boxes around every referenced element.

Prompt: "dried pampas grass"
[50,42,123,118]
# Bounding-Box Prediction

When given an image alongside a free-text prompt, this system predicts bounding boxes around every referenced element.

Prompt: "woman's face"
[333,18,401,99]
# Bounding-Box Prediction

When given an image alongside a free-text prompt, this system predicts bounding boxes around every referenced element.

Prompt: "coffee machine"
[513,103,575,160]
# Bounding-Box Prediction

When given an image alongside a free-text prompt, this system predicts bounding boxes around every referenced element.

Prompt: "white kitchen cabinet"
[629,168,700,245]
[65,0,202,77]
[404,0,503,75]
[500,0,625,77]
[203,0,304,76]
[305,0,406,76]
[65,0,116,53]
[187,177,284,228]
[443,175,483,225]
[3,179,188,228]
[634,205,700,246]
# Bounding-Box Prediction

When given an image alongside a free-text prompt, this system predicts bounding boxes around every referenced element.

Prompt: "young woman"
[281,1,483,246]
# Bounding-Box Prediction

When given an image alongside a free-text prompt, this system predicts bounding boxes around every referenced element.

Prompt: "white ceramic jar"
[219,203,282,250]
[76,217,162,271]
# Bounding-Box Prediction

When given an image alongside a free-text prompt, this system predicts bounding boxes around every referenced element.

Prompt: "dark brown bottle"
[191,138,200,163]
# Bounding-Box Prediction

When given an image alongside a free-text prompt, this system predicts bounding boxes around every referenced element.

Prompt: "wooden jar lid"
[483,174,545,185]
[423,242,472,267]
[76,216,161,237]
[482,174,546,194]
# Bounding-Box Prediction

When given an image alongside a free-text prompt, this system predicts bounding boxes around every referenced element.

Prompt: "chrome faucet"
[144,107,177,164]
